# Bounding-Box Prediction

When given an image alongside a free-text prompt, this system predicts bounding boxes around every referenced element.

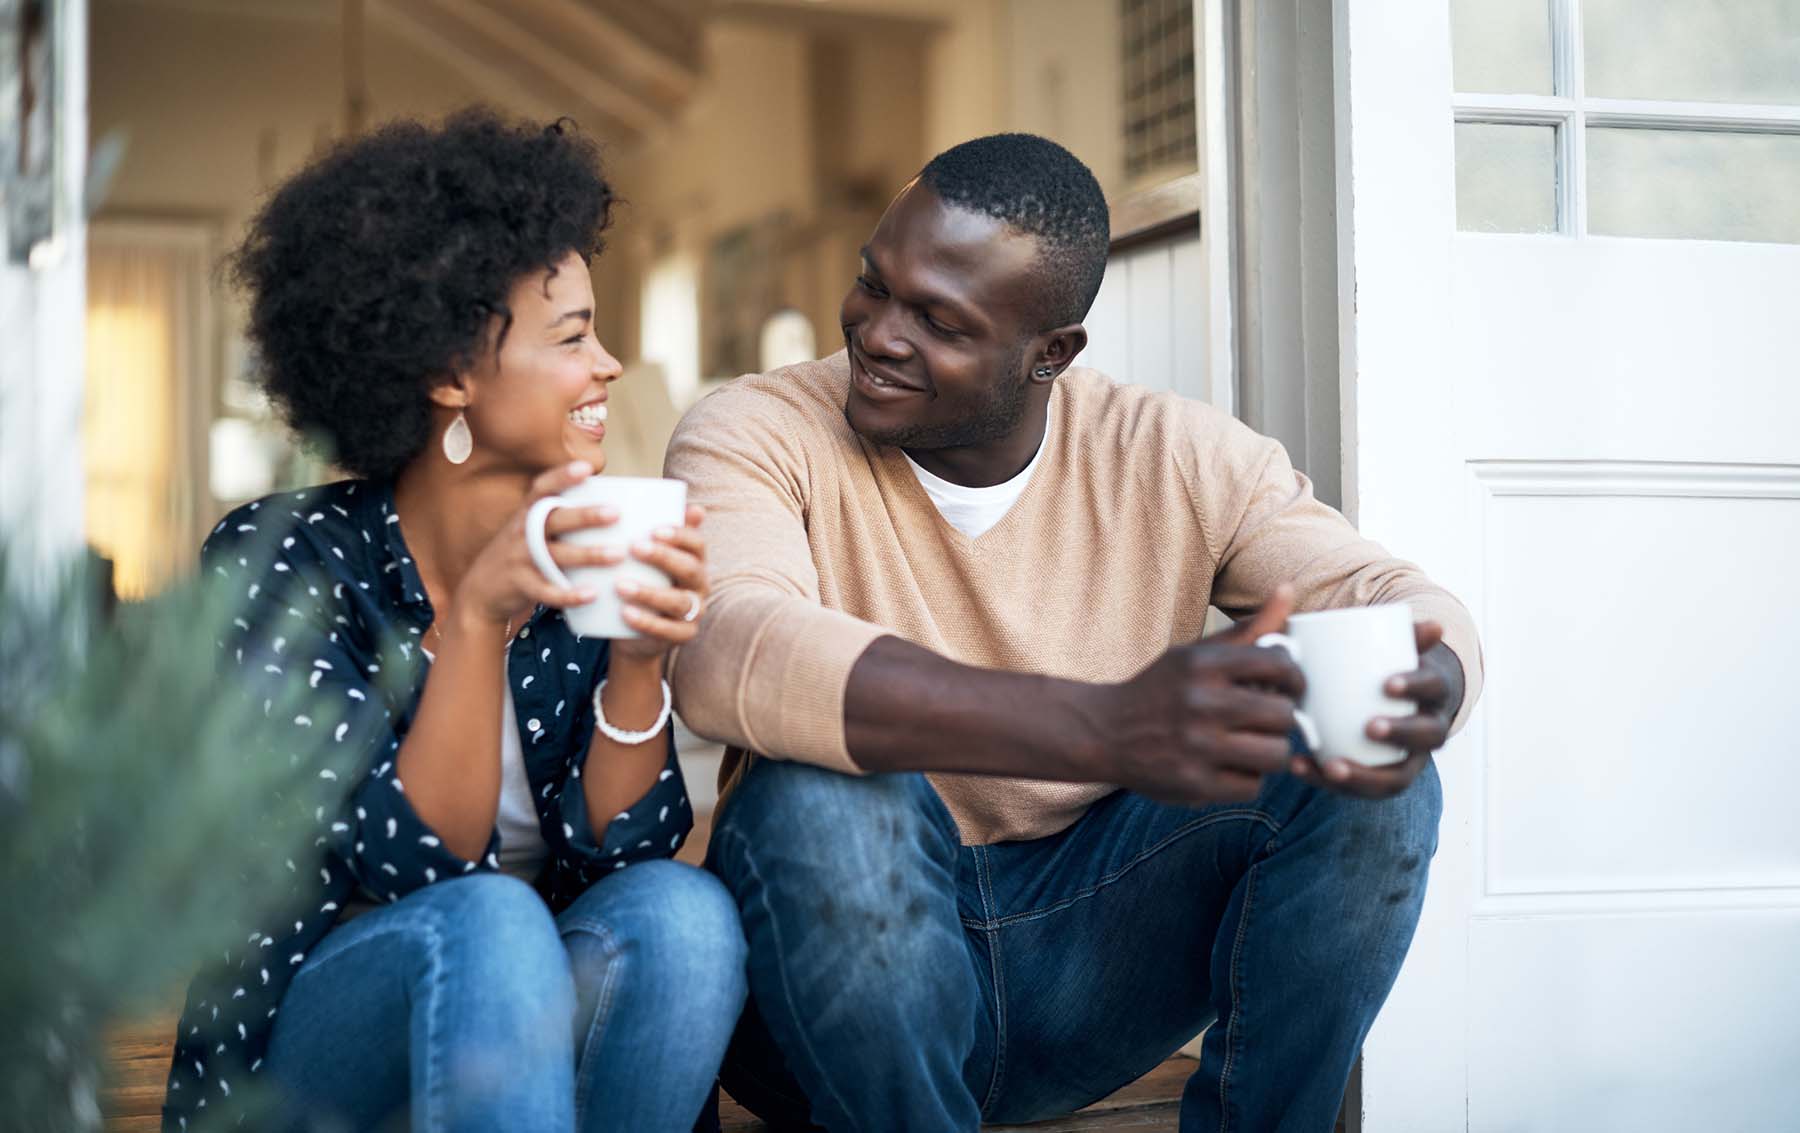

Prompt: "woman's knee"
[420,873,575,1003]
[563,860,748,1007]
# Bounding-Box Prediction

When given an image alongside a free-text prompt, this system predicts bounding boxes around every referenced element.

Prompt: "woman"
[163,110,745,1132]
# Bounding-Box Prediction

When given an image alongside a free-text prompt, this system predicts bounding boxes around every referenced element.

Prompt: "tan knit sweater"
[665,352,1483,844]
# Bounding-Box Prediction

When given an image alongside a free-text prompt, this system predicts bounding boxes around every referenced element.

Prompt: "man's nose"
[860,302,913,362]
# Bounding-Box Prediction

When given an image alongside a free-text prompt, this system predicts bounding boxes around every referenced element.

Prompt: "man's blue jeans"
[264,862,747,1132]
[706,759,1442,1132]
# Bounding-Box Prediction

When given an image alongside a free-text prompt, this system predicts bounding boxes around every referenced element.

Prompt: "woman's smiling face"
[455,250,622,474]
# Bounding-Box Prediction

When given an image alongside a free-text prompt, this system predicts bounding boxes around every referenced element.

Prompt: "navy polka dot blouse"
[162,480,692,1130]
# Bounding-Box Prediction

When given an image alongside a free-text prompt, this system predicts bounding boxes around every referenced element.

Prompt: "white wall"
[2,0,89,581]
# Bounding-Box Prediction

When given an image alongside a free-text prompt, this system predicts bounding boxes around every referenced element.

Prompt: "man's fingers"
[1366,714,1447,752]
[1188,643,1307,698]
[1413,619,1445,655]
[1185,685,1297,735]
[1308,750,1431,799]
[1195,767,1264,804]
[1232,583,1297,643]
[1383,668,1447,707]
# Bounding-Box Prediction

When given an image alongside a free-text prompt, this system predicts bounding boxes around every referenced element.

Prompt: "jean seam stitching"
[418,916,446,1133]
[562,917,623,1122]
[981,810,1279,931]
[1219,837,1273,1133]
[974,846,1007,1117]
[719,824,860,1130]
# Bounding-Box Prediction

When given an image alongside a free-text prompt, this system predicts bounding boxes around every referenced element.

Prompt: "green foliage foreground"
[1,543,357,1131]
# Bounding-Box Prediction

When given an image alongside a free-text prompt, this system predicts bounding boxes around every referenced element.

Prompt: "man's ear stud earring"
[1034,367,1054,378]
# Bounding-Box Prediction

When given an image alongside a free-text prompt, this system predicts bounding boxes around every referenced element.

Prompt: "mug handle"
[524,495,577,591]
[1255,632,1323,755]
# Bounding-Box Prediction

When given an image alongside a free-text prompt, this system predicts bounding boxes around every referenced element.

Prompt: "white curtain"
[84,223,211,599]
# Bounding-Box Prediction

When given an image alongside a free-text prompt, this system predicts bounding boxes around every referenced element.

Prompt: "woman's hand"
[609,504,708,663]
[449,461,615,630]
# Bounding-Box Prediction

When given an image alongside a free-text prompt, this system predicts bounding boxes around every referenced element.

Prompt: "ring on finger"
[682,592,702,622]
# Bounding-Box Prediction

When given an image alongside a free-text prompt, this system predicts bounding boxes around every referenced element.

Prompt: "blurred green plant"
[0,540,355,1131]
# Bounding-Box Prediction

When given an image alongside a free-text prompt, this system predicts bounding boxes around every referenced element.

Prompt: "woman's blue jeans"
[707,759,1443,1133]
[263,862,747,1132]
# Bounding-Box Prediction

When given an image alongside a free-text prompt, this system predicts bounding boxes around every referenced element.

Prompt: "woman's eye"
[857,275,886,296]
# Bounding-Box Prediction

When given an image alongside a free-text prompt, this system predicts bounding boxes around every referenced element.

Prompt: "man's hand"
[1093,585,1306,806]
[1288,620,1463,799]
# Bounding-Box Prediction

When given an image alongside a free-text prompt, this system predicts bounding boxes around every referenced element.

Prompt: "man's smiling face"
[839,181,1046,452]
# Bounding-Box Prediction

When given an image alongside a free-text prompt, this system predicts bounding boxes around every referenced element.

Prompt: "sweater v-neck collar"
[878,382,1064,550]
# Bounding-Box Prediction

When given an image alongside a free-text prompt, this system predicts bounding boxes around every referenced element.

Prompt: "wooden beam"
[371,0,640,141]
[511,0,705,102]
[443,0,674,133]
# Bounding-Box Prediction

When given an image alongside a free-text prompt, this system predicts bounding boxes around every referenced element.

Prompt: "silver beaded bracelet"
[592,678,672,745]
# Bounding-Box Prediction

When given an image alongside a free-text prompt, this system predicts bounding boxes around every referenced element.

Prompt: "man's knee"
[709,760,972,1018]
[710,759,958,886]
[1311,759,1443,915]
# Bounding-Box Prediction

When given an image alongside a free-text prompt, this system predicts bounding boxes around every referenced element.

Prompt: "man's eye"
[924,314,960,337]
[857,275,886,296]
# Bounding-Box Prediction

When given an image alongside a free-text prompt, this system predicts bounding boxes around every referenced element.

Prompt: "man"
[666,134,1482,1132]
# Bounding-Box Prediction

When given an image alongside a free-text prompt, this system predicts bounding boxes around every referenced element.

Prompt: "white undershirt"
[337,652,546,923]
[902,440,1045,539]
[493,664,549,880]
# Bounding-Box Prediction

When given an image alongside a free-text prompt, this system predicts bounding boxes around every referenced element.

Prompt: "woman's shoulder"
[202,479,387,564]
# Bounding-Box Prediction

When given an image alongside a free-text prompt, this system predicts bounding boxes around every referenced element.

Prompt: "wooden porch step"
[717,1057,1189,1130]
[101,1016,1187,1132]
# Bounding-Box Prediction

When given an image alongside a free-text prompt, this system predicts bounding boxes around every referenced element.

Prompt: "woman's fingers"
[651,521,706,562]
[619,601,701,644]
[528,460,593,501]
[548,541,626,570]
[542,504,618,537]
[617,580,700,620]
[630,540,705,592]
[518,570,596,610]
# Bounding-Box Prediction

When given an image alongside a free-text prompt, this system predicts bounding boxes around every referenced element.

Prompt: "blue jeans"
[264,863,747,1132]
[706,759,1442,1133]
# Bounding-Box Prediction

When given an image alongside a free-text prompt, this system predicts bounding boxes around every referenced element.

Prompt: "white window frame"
[1453,0,1800,239]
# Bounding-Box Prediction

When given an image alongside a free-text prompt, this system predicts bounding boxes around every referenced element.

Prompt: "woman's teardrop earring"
[442,411,473,465]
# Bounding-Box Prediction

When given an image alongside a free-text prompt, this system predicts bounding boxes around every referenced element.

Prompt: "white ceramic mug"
[1256,603,1418,766]
[524,476,688,639]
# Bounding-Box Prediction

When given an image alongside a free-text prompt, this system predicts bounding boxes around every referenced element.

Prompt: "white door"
[1334,2,1800,1129]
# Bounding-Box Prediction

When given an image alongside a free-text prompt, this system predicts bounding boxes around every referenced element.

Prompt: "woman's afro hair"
[229,107,615,480]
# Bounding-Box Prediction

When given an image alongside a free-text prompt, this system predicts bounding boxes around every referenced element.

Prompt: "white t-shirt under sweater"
[901,439,1046,539]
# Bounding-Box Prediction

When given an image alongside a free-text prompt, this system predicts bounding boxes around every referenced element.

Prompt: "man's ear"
[1031,325,1088,383]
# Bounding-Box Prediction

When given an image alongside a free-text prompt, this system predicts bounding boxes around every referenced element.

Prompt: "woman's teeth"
[569,403,608,428]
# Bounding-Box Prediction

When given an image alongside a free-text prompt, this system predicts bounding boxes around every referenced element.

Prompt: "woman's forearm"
[392,606,510,861]
[582,653,673,832]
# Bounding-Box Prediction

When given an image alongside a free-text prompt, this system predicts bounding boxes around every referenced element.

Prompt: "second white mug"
[1256,603,1418,767]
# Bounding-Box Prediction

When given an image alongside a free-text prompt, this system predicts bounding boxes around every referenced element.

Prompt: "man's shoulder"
[678,352,854,443]
[1058,366,1253,450]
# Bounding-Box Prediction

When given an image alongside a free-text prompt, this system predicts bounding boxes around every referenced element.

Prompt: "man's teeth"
[569,404,608,427]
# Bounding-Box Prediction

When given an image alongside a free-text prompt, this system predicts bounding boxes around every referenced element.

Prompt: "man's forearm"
[843,635,1107,780]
